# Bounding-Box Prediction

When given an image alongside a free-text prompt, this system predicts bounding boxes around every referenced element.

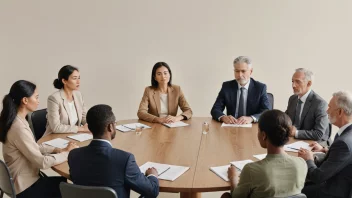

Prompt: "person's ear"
[307,80,312,87]
[21,97,28,105]
[108,123,114,132]
[262,132,267,141]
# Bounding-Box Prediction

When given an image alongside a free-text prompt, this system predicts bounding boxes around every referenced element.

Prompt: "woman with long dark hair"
[137,62,192,123]
[0,80,77,197]
[43,65,89,136]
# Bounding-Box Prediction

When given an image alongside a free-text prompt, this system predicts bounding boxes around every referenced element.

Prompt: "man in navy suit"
[68,104,159,198]
[211,56,270,124]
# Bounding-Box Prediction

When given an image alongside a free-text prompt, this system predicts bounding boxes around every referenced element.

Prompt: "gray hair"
[295,68,314,83]
[233,56,252,68]
[333,91,352,116]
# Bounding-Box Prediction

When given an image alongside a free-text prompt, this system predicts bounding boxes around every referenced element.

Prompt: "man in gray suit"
[298,91,352,198]
[285,68,330,146]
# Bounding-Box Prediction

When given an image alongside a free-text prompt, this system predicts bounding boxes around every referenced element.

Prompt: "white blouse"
[159,93,168,117]
[68,101,78,125]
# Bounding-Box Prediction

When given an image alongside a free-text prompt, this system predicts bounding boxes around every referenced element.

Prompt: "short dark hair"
[258,110,292,147]
[151,62,172,88]
[53,65,79,89]
[0,80,36,143]
[86,104,116,138]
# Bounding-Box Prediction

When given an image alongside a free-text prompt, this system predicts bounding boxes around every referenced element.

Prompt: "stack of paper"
[43,138,69,148]
[221,123,252,128]
[253,154,267,160]
[162,121,189,128]
[210,159,254,181]
[67,134,93,142]
[284,141,311,152]
[116,123,151,132]
[139,162,189,181]
[230,160,254,170]
[210,165,231,181]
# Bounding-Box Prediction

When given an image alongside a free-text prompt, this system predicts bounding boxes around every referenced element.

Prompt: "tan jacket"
[2,116,68,194]
[43,89,86,136]
[137,85,192,122]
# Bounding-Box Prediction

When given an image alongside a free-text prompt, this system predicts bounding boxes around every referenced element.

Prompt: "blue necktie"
[237,87,245,118]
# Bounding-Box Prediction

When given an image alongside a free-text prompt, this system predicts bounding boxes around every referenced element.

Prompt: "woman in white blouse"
[137,62,193,123]
[43,65,89,136]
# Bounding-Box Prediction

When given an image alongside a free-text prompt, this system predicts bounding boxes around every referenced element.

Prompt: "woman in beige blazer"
[137,62,193,123]
[0,80,78,197]
[44,65,89,136]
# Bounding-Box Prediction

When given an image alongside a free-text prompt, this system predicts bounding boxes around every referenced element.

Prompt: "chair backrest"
[60,182,117,198]
[267,93,274,109]
[30,108,47,141]
[0,160,16,198]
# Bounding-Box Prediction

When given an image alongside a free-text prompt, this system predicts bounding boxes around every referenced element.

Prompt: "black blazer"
[211,78,270,121]
[68,140,159,198]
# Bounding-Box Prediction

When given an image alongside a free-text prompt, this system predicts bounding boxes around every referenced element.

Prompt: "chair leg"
[0,190,4,198]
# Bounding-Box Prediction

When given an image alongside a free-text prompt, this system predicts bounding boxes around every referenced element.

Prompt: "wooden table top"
[39,117,307,193]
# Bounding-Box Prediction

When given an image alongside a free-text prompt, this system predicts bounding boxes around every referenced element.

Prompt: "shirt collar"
[236,79,251,90]
[92,139,112,146]
[298,89,312,103]
[337,122,352,136]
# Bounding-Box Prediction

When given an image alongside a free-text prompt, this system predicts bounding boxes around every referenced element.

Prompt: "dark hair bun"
[53,78,63,89]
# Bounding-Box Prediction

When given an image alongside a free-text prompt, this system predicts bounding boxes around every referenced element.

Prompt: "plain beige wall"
[1,0,352,121]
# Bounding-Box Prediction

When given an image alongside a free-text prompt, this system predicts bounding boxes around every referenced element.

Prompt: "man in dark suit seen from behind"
[68,104,159,198]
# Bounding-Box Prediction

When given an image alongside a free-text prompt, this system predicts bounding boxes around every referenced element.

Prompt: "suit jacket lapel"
[323,124,352,162]
[73,91,82,125]
[60,89,73,125]
[168,86,176,115]
[290,96,299,122]
[153,89,161,116]
[231,81,238,114]
[300,91,314,126]
[247,79,254,114]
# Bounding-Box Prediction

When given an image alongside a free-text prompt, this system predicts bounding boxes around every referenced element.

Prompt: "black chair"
[0,160,16,198]
[267,93,274,109]
[60,182,117,198]
[30,108,47,141]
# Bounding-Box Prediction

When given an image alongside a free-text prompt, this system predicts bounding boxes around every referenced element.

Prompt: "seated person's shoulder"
[221,80,237,88]
[48,91,61,102]
[251,78,267,88]
[312,92,327,105]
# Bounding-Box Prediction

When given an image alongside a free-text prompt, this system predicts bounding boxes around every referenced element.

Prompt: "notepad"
[210,165,231,181]
[230,160,254,170]
[253,154,267,160]
[67,134,93,142]
[43,138,69,148]
[162,121,189,128]
[116,123,151,132]
[284,141,311,152]
[139,162,189,181]
[221,123,252,128]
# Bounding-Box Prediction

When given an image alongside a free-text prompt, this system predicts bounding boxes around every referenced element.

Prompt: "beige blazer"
[137,85,193,122]
[2,116,68,194]
[43,89,86,136]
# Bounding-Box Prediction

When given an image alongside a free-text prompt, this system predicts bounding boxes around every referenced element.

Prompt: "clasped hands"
[221,115,253,125]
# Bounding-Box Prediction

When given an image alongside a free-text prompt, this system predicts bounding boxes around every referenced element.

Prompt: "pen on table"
[158,167,171,176]
[287,147,300,151]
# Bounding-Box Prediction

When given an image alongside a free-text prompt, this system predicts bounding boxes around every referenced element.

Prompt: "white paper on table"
[67,134,93,142]
[139,162,189,181]
[116,125,132,132]
[158,164,189,181]
[253,154,267,160]
[43,138,69,149]
[162,121,189,128]
[210,165,231,181]
[139,162,170,176]
[284,141,311,153]
[230,160,254,170]
[221,123,252,128]
[122,123,151,130]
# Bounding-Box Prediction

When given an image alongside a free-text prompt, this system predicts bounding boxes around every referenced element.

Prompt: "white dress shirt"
[68,101,78,126]
[336,122,352,136]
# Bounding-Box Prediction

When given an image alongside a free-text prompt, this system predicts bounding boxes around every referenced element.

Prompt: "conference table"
[39,117,308,198]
